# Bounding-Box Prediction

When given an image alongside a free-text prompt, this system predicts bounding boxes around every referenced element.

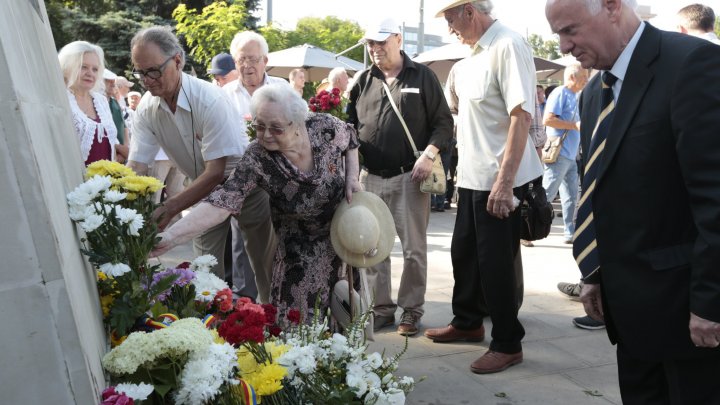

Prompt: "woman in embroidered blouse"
[58,41,123,165]
[153,83,361,318]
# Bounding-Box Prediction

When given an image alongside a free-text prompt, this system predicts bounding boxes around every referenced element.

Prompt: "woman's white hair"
[251,83,308,126]
[230,31,269,60]
[58,41,105,93]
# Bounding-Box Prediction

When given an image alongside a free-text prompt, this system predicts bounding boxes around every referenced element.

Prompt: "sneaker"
[557,282,582,299]
[573,315,606,330]
[397,311,420,336]
[373,314,395,332]
[563,239,573,244]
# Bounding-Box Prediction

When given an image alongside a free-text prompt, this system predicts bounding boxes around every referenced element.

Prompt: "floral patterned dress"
[205,113,359,318]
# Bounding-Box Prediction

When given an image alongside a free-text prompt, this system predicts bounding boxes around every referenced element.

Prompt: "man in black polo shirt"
[347,18,453,336]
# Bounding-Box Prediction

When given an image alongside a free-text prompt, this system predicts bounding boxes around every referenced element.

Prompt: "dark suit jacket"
[579,24,720,360]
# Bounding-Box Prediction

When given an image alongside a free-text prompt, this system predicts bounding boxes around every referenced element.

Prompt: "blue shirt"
[546,86,580,160]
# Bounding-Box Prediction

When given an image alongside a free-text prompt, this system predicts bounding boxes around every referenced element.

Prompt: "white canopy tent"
[266,43,365,82]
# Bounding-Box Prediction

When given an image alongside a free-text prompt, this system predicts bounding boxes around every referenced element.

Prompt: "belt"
[365,162,415,179]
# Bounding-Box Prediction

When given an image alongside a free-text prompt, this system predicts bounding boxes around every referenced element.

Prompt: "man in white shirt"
[127,26,276,304]
[425,0,542,375]
[677,3,720,45]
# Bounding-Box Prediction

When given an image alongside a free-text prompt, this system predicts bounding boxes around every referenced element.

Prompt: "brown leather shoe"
[424,324,485,343]
[470,350,523,374]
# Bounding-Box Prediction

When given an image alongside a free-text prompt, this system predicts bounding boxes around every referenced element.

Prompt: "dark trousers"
[450,186,526,354]
[617,345,720,404]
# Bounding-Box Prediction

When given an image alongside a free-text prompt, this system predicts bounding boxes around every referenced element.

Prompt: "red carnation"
[262,303,278,325]
[287,308,301,324]
[269,325,282,337]
[176,262,191,269]
[214,288,233,313]
[332,87,341,96]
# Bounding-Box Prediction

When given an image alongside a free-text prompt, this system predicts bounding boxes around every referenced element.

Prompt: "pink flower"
[243,113,253,121]
[101,387,134,405]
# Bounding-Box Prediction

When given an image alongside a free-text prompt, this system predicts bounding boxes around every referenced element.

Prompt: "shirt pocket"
[466,71,493,102]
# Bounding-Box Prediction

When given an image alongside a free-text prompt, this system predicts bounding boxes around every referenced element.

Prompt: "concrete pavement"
[154,205,620,405]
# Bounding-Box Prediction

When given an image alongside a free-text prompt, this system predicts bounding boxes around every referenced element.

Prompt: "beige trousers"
[360,170,430,318]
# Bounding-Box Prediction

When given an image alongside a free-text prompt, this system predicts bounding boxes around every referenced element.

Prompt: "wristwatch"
[423,150,436,161]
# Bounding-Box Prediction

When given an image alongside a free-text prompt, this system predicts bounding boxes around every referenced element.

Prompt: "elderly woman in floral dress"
[153,83,361,318]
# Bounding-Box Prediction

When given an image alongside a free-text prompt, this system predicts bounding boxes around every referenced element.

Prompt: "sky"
[254,0,720,44]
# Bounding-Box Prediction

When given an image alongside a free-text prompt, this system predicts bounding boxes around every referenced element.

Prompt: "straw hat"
[331,191,395,268]
[434,0,472,17]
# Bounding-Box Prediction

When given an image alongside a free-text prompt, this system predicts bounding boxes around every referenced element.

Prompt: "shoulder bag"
[381,81,446,195]
[541,110,576,164]
[520,177,554,241]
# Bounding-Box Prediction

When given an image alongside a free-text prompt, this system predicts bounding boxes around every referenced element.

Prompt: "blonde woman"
[58,41,123,165]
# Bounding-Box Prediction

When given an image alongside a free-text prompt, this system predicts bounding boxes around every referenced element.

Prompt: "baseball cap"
[364,18,402,41]
[115,76,134,88]
[208,53,236,75]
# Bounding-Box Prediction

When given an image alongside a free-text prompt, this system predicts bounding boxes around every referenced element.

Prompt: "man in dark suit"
[546,0,720,402]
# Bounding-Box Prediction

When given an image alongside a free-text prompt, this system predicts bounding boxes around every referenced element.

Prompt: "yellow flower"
[97,271,108,281]
[86,160,135,179]
[110,330,127,348]
[116,175,164,197]
[237,347,260,374]
[100,294,115,317]
[241,363,287,397]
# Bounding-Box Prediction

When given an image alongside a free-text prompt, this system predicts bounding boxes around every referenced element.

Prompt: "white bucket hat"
[330,191,395,268]
[434,0,473,17]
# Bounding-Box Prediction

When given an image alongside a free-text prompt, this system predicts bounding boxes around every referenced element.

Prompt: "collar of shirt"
[607,21,645,101]
[158,73,192,114]
[473,19,502,55]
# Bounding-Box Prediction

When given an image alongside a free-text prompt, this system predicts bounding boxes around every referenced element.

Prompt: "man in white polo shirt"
[127,26,276,302]
[425,0,543,375]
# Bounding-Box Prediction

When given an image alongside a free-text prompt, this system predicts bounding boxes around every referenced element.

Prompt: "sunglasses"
[251,121,293,136]
[366,34,397,48]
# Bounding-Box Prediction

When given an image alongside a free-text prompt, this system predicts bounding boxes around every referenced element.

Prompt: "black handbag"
[520,177,554,241]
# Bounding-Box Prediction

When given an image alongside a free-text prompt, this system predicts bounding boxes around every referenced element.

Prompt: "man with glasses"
[127,26,277,305]
[347,18,453,337]
[221,31,290,303]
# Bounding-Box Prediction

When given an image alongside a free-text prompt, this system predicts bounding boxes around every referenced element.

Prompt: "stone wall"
[0,1,106,403]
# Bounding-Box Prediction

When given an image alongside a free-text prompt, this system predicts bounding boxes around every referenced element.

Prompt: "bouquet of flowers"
[244,113,256,140]
[308,88,348,121]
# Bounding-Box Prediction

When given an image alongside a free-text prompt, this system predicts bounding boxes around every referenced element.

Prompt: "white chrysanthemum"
[81,214,105,232]
[99,262,132,277]
[103,189,127,203]
[115,383,154,401]
[82,175,113,196]
[67,189,93,208]
[115,207,139,224]
[399,376,414,386]
[192,271,228,302]
[346,362,369,396]
[127,214,144,236]
[103,318,214,375]
[190,254,218,273]
[279,345,318,378]
[174,342,237,405]
[68,204,93,221]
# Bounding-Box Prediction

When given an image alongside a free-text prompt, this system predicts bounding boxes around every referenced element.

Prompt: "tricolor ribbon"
[239,379,257,405]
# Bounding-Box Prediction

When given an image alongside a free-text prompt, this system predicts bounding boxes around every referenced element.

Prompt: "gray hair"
[251,83,308,125]
[328,67,348,86]
[678,3,716,32]
[564,63,586,82]
[131,26,185,69]
[58,40,106,93]
[230,31,269,60]
[452,1,494,15]
[289,68,305,81]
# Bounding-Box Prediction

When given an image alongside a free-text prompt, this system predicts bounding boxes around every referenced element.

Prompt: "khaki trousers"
[193,188,277,303]
[360,170,429,318]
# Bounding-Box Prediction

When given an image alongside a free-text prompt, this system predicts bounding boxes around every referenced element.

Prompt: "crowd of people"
[60,0,720,402]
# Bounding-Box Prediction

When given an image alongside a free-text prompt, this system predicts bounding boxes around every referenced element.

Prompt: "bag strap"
[556,108,577,144]
[381,81,419,155]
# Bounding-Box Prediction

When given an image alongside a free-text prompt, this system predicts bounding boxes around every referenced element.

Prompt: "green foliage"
[528,33,560,61]
[173,1,249,71]
[259,23,289,52]
[285,16,365,62]
[715,16,720,38]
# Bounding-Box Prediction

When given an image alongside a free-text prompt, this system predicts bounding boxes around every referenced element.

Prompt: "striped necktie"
[573,72,618,280]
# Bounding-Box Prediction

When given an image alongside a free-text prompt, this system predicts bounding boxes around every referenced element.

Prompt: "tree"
[173,1,250,74]
[285,17,365,61]
[528,33,560,61]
